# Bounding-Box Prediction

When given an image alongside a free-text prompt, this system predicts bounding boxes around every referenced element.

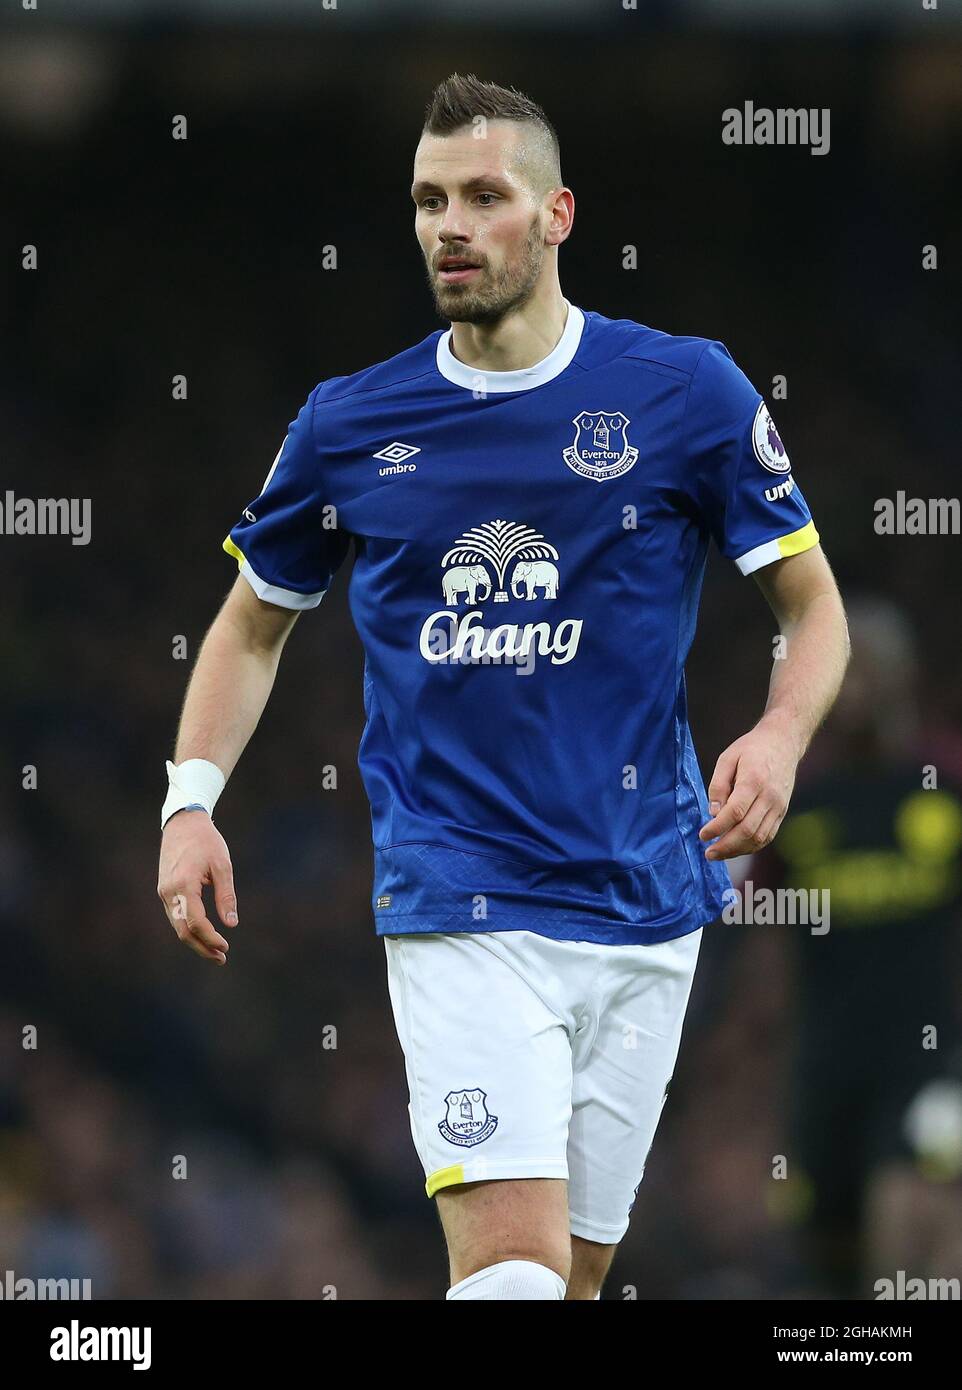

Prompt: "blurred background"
[1,0,961,1300]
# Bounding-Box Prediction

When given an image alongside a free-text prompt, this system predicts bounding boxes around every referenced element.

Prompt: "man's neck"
[449,285,568,374]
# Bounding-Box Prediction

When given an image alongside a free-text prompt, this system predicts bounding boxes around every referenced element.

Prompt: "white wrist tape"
[160,758,226,830]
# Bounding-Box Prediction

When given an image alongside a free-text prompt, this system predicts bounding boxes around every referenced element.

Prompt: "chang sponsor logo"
[420,518,584,670]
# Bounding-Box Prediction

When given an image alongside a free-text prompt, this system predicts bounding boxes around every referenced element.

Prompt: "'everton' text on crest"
[563,411,639,482]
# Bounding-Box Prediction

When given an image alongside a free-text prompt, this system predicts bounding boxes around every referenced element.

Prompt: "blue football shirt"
[223,301,819,944]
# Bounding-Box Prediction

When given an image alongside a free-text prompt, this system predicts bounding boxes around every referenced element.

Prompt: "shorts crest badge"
[438,1088,499,1147]
[563,410,639,482]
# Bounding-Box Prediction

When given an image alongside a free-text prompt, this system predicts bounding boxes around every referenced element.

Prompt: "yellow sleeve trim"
[425,1163,465,1198]
[777,520,819,559]
[223,536,246,567]
[736,520,820,575]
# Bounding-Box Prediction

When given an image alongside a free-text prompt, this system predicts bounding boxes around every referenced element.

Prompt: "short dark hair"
[422,73,562,191]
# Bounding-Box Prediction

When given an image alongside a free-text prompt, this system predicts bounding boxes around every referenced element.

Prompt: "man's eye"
[476,193,497,205]
[419,198,442,210]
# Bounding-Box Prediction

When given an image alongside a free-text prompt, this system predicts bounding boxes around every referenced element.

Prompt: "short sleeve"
[684,341,819,575]
[222,387,350,609]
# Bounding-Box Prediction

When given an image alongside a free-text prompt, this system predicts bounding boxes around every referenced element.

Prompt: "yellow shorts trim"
[426,1163,466,1198]
[223,536,246,567]
[776,520,819,559]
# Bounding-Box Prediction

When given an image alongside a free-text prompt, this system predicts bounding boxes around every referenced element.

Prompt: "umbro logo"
[375,441,420,477]
[374,441,421,464]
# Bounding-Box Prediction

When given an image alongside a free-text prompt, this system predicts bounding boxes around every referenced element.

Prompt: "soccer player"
[157,73,850,1301]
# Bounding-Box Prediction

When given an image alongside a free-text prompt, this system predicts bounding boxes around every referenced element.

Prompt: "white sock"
[447,1259,567,1300]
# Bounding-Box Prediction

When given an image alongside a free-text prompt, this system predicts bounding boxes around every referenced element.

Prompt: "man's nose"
[437,202,470,241]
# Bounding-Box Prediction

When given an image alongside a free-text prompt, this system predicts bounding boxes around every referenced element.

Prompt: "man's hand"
[699,547,850,862]
[698,713,800,861]
[157,811,239,964]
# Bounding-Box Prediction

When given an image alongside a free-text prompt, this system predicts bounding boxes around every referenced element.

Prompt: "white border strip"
[236,557,327,609]
[735,537,784,575]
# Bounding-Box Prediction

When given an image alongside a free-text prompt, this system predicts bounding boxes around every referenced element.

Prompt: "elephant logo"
[423,520,582,665]
[440,519,560,605]
[563,410,638,482]
[510,559,559,600]
[441,564,492,606]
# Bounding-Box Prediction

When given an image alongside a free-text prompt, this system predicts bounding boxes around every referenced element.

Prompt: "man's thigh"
[567,926,703,1243]
[383,931,575,1197]
[383,926,695,1291]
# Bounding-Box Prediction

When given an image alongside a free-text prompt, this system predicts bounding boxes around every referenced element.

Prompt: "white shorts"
[383,925,702,1243]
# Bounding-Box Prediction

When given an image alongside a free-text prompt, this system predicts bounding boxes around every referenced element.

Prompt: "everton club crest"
[438,1088,499,1147]
[563,410,639,482]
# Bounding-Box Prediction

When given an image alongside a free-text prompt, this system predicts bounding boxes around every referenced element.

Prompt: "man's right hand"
[157,811,239,964]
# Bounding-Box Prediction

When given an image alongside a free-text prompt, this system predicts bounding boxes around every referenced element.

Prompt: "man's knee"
[566,1233,618,1300]
[437,1178,571,1292]
[447,1259,567,1300]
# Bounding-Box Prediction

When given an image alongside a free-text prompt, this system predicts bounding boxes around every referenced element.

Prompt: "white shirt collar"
[435,299,585,393]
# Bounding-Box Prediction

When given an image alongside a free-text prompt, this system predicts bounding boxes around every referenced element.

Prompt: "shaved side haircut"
[422,72,563,196]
